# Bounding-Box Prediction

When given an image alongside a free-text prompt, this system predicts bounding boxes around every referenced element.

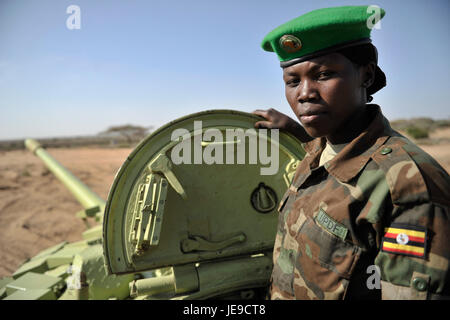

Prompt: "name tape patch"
[315,208,348,240]
[381,223,427,259]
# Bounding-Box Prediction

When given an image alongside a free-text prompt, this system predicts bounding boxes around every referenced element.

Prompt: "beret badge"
[279,34,302,53]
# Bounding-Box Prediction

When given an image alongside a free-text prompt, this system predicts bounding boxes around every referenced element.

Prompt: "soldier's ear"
[361,62,376,88]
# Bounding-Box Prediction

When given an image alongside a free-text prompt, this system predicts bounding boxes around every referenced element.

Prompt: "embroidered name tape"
[315,208,348,240]
[381,223,427,259]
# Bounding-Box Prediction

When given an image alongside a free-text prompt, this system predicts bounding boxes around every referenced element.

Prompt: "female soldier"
[253,6,450,300]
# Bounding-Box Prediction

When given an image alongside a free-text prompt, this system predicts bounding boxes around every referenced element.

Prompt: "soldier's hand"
[253,108,294,130]
[252,108,313,143]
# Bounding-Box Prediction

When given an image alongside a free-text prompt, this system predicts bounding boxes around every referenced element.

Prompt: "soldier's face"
[283,53,366,141]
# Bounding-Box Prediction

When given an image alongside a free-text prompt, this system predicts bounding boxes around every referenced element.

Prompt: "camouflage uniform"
[270,104,450,300]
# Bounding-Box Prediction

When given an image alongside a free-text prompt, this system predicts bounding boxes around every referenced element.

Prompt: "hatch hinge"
[129,173,168,257]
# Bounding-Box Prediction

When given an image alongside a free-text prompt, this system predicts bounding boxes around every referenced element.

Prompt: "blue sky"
[0,0,449,140]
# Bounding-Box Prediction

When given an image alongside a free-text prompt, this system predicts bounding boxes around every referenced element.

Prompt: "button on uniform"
[412,277,428,292]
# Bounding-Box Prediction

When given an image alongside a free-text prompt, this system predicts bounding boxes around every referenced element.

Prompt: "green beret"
[261,5,386,68]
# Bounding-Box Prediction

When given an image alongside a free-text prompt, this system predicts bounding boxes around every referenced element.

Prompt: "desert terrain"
[0,130,449,278]
[0,147,132,278]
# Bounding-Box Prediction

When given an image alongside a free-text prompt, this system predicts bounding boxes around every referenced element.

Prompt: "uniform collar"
[302,104,394,183]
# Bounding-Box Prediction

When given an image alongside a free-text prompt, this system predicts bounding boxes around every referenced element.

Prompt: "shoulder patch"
[381,223,427,259]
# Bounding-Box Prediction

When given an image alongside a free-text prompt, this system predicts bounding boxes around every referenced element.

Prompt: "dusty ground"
[0,131,449,278]
[0,147,132,278]
[404,127,450,173]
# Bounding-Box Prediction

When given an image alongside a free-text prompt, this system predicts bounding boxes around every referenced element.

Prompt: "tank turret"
[1,110,305,300]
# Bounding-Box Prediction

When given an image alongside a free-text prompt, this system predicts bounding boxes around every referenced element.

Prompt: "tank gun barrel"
[24,139,106,215]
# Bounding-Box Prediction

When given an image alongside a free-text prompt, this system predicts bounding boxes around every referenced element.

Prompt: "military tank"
[0,110,305,300]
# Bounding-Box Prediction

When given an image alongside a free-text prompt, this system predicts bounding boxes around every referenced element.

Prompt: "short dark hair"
[336,43,386,102]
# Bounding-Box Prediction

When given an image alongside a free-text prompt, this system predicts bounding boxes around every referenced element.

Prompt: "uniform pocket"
[293,214,362,299]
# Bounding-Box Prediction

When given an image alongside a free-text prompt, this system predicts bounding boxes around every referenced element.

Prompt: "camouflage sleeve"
[374,202,450,300]
[372,138,450,300]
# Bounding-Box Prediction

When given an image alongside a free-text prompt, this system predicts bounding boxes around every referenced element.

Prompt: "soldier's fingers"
[254,120,273,129]
[252,109,268,117]
[253,110,276,123]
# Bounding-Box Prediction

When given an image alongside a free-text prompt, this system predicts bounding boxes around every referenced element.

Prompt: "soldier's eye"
[286,78,300,87]
[317,71,333,80]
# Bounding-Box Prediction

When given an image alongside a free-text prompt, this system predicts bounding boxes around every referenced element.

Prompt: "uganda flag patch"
[381,223,427,259]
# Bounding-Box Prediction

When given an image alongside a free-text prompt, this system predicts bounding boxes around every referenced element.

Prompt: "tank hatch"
[103,110,305,275]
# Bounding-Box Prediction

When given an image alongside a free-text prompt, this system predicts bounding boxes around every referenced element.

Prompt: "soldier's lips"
[299,112,328,124]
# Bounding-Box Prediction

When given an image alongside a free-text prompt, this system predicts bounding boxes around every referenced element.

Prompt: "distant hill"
[390,118,450,140]
[1,118,449,151]
[0,124,153,151]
